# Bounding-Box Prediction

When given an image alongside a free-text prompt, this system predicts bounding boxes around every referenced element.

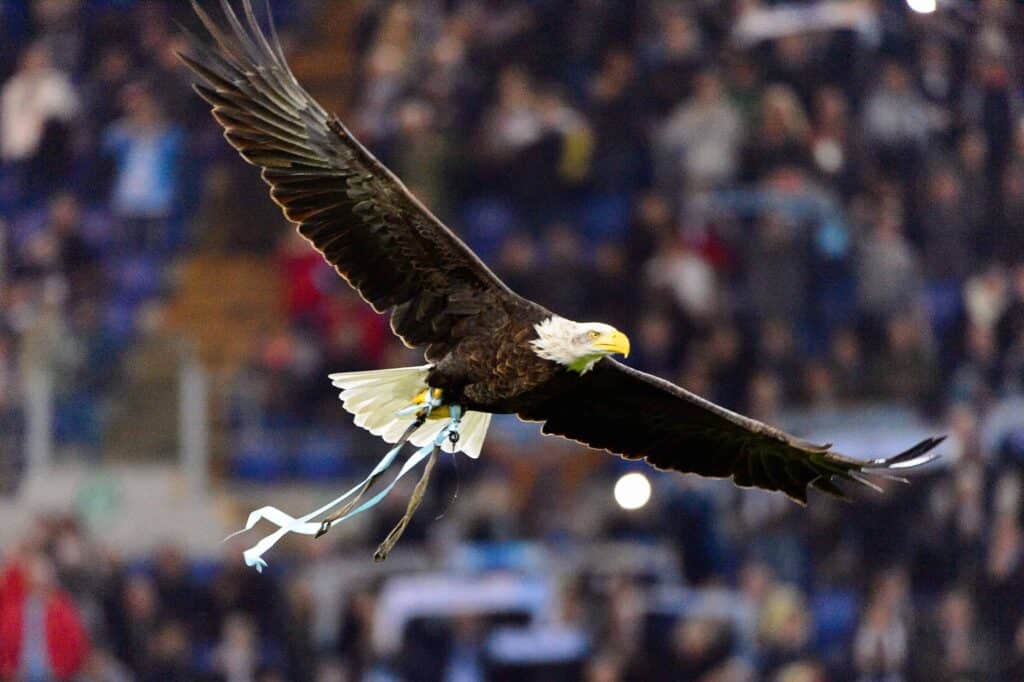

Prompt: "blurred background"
[1,0,1024,680]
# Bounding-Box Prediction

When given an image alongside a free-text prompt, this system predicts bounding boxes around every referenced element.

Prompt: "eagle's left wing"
[519,360,943,504]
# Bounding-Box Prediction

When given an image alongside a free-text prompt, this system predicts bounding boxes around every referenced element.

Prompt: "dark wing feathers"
[181,0,516,359]
[521,360,943,504]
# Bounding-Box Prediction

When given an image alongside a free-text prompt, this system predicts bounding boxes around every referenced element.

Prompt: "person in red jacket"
[0,553,89,681]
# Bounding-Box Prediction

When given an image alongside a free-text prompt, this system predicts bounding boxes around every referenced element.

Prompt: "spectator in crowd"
[996,161,1024,264]
[746,211,808,324]
[588,48,645,190]
[643,5,704,116]
[981,513,1024,649]
[855,207,921,322]
[810,86,860,198]
[392,98,453,218]
[919,164,977,284]
[0,553,89,680]
[912,588,996,680]
[862,61,931,179]
[102,83,184,252]
[741,85,812,182]
[853,570,911,681]
[212,613,259,682]
[655,68,744,193]
[644,233,720,324]
[0,41,77,197]
[870,312,937,404]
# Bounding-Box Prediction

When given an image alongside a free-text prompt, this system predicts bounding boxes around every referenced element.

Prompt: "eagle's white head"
[531,316,631,374]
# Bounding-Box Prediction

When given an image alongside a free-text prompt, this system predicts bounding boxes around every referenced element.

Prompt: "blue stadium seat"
[811,589,858,652]
[103,298,139,342]
[580,191,631,243]
[229,431,289,482]
[109,255,163,303]
[53,390,100,448]
[293,430,352,480]
[462,196,519,261]
[188,558,221,587]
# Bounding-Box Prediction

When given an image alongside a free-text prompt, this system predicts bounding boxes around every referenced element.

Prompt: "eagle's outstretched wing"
[519,360,944,503]
[185,2,942,504]
[180,0,520,360]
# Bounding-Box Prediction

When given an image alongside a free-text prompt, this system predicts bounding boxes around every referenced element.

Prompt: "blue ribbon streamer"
[227,405,462,572]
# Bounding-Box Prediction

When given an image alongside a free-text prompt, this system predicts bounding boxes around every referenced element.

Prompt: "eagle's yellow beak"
[594,329,630,358]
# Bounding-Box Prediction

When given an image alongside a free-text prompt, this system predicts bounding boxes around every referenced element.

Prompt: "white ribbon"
[228,409,459,572]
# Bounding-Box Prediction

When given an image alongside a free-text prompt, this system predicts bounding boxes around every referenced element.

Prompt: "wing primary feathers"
[866,436,946,469]
[262,0,290,68]
[799,436,943,500]
[222,0,301,103]
[810,476,850,501]
[191,0,245,64]
[219,0,264,64]
[243,0,283,69]
[178,36,243,90]
[869,472,911,484]
[847,472,884,494]
[803,435,944,499]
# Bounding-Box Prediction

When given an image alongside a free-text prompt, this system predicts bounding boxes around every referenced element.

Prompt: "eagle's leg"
[315,413,428,538]
[373,405,463,562]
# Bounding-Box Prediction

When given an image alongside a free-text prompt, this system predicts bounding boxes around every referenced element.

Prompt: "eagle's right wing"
[181,0,521,359]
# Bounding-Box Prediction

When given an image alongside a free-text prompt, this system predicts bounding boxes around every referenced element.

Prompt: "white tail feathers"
[329,365,491,459]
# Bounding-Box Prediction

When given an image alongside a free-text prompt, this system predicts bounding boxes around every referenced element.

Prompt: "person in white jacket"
[0,41,78,165]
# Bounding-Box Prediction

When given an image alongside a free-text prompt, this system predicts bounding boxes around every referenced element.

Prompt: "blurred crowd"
[3,0,1024,680]
[6,452,1024,681]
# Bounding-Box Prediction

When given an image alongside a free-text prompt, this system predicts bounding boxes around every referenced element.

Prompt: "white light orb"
[907,0,937,13]
[614,472,652,510]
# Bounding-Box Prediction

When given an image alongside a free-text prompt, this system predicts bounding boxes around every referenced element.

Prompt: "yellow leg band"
[412,388,449,419]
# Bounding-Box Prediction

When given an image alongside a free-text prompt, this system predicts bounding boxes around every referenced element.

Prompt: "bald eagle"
[182,1,943,569]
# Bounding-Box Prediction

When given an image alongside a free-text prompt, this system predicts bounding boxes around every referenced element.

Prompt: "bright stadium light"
[614,473,652,510]
[907,0,937,13]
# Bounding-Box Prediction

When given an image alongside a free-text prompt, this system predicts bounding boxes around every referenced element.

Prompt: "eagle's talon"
[315,520,331,538]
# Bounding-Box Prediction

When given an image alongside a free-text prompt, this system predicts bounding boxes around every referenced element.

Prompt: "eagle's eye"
[587,330,600,340]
